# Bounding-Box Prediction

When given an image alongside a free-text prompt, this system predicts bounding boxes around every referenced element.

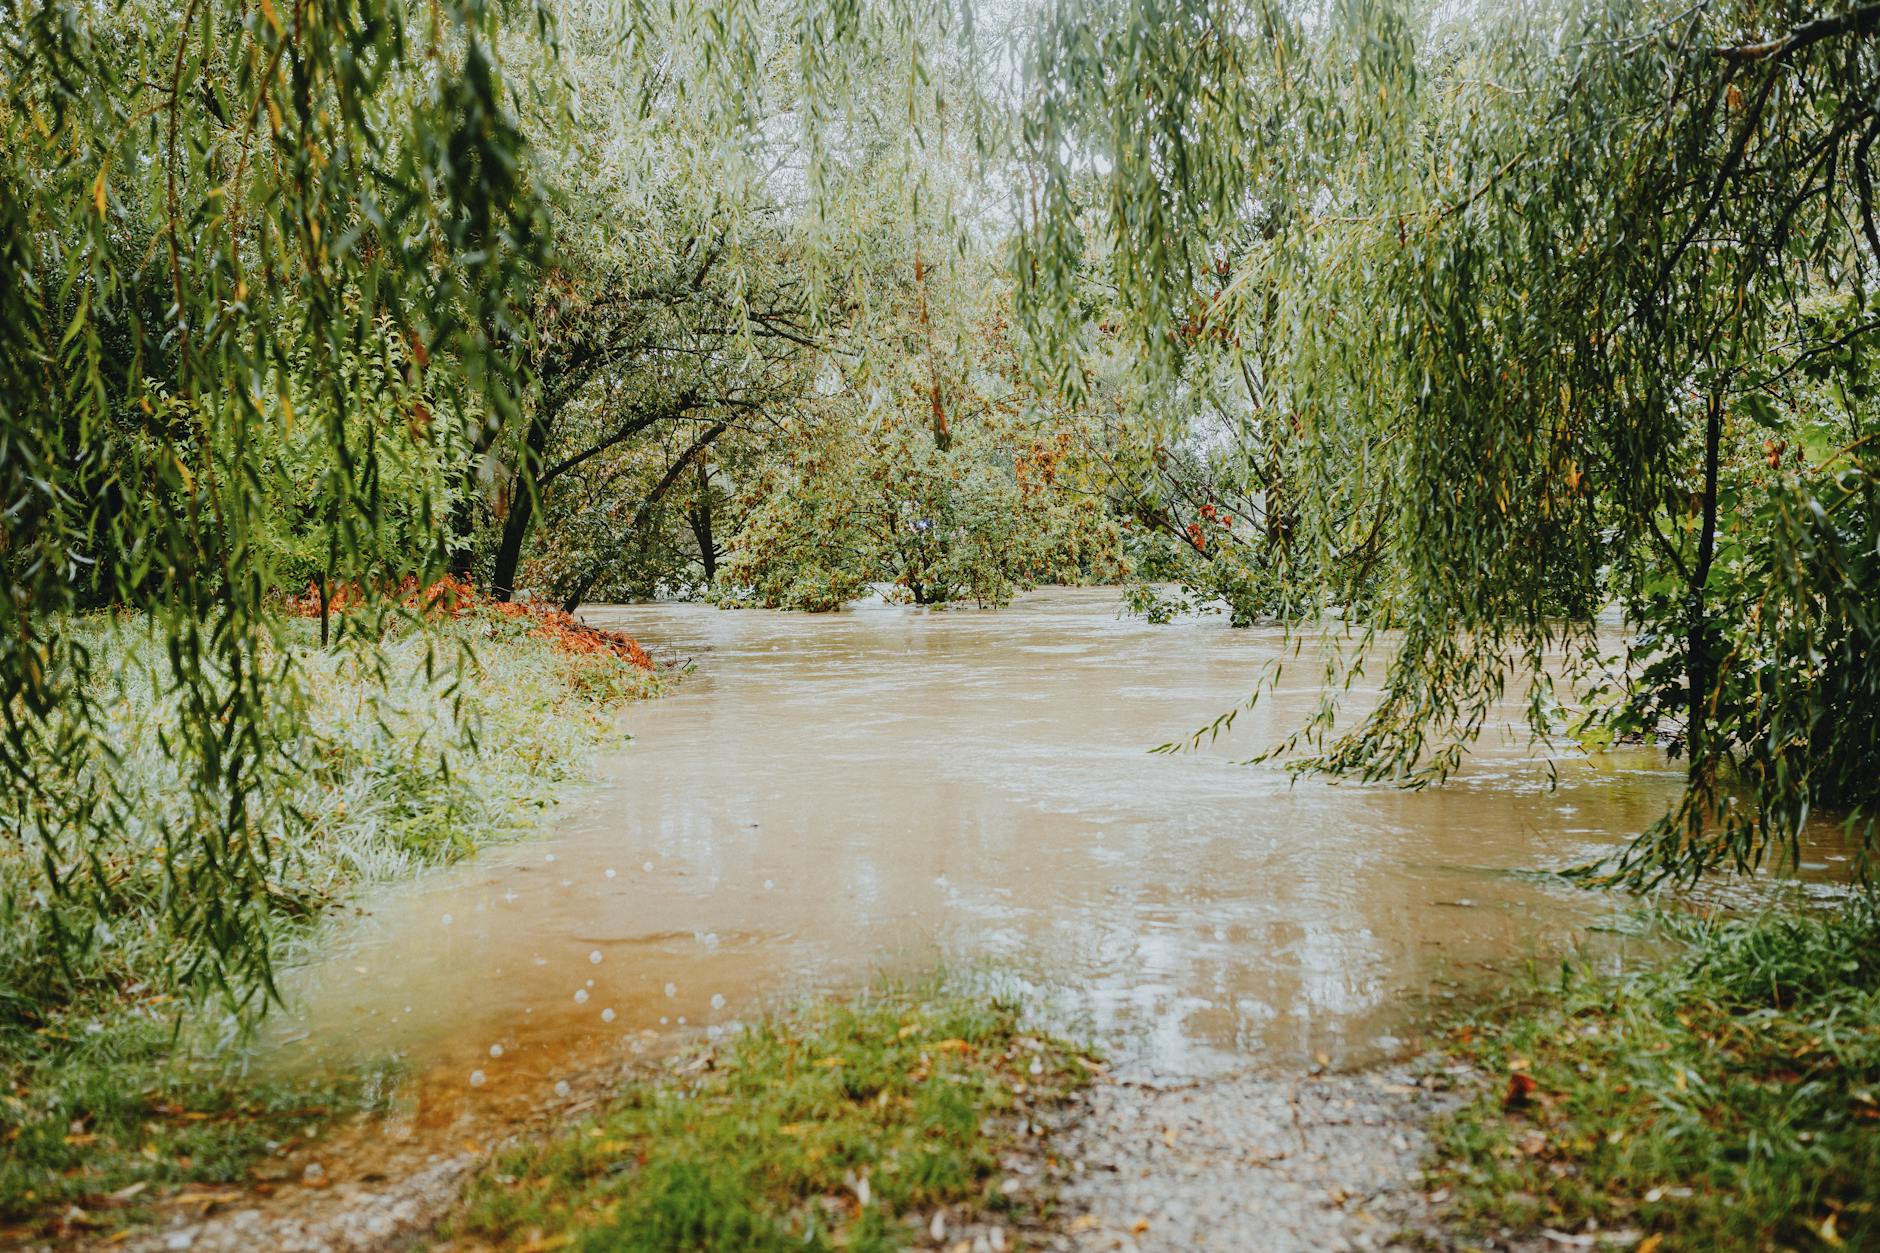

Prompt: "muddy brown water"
[265,587,1838,1135]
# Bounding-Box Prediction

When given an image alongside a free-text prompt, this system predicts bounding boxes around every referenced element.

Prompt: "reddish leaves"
[285,575,654,670]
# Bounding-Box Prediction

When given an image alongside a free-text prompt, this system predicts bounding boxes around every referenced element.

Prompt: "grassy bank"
[0,604,659,1240]
[447,984,1099,1252]
[1429,901,1880,1251]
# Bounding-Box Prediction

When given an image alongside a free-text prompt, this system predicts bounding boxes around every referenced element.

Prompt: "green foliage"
[1432,902,1880,1250]
[0,611,650,1232]
[722,405,1118,611]
[448,983,1097,1251]
[1603,298,1880,883]
[0,612,649,1024]
[1020,0,1880,880]
[1,0,552,1008]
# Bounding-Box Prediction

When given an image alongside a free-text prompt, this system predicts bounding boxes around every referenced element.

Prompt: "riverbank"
[418,902,1876,1253]
[0,603,661,1243]
[1429,899,1880,1252]
[24,901,1877,1250]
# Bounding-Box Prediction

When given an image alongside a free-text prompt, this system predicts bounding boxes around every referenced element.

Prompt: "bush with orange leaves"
[285,574,655,671]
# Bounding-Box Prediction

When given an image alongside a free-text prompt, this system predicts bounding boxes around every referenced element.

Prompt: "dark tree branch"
[560,420,731,612]
[1713,4,1880,62]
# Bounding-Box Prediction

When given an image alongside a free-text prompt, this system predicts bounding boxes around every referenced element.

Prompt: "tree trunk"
[489,410,554,602]
[489,487,534,601]
[1687,391,1723,777]
[688,461,717,583]
[449,417,501,581]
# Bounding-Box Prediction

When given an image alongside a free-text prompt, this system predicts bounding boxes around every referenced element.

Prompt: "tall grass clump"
[1431,901,1880,1251]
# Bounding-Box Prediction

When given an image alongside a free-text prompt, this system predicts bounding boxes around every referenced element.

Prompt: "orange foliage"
[286,575,655,671]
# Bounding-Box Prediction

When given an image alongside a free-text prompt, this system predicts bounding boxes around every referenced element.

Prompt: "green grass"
[447,984,1100,1252]
[1429,901,1880,1251]
[0,609,659,1238]
[0,1007,395,1242]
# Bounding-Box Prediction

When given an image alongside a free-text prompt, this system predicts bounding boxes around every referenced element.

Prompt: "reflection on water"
[269,587,1834,1117]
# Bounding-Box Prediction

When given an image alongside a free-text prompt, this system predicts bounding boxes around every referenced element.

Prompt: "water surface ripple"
[275,588,1688,1105]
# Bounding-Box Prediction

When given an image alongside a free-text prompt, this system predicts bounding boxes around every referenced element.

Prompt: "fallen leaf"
[1504,1072,1539,1110]
[1636,1235,1664,1253]
[1131,1218,1150,1235]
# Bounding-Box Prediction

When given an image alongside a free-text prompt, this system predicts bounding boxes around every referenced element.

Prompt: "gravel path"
[82,1060,1484,1253]
[1026,1062,1468,1253]
[113,1153,481,1253]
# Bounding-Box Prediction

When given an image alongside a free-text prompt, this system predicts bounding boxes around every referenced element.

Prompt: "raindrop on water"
[642,861,654,873]
[554,1080,571,1098]
[763,879,774,891]
[468,1070,486,1088]
[604,868,617,879]
[574,989,589,1004]
[589,950,603,965]
[710,994,726,1011]
[664,982,676,998]
[441,913,454,926]
[601,1008,616,1023]
[677,1016,687,1025]
[659,1016,669,1025]
[544,853,557,863]
[490,1044,504,1059]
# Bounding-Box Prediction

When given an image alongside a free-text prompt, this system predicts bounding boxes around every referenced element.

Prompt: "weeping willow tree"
[0,0,999,1013]
[1013,0,1880,885]
[1,0,559,1008]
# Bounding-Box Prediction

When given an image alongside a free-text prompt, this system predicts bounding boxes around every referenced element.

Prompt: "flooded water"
[273,587,1697,1118]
